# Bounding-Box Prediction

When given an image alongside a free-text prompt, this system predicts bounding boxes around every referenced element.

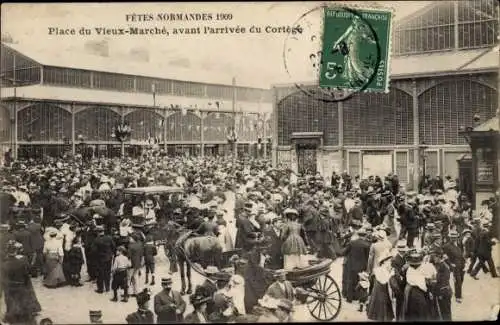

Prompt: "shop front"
[459,117,499,208]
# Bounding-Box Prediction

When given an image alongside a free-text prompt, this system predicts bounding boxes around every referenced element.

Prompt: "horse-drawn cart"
[183,240,342,322]
[287,258,342,321]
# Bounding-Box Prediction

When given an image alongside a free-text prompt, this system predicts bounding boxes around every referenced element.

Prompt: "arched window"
[126,109,164,142]
[204,112,233,142]
[164,111,201,142]
[17,103,71,141]
[342,88,413,146]
[75,107,121,142]
[418,79,497,145]
[277,91,339,146]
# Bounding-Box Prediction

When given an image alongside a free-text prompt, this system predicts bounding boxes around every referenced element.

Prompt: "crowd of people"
[0,153,498,324]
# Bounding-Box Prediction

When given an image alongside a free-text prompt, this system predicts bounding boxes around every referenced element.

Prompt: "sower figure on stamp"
[331,15,377,88]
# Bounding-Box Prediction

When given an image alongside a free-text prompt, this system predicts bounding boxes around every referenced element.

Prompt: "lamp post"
[419,141,428,188]
[232,77,237,163]
[112,122,132,158]
[25,133,33,160]
[226,126,238,158]
[77,134,85,161]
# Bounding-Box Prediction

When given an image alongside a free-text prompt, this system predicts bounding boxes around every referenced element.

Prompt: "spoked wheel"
[305,274,342,321]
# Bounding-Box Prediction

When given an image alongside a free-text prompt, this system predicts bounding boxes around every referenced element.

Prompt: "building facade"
[0,43,273,160]
[272,0,499,190]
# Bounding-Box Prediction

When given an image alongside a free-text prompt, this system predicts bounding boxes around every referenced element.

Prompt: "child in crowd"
[143,235,158,286]
[111,246,131,302]
[66,236,85,286]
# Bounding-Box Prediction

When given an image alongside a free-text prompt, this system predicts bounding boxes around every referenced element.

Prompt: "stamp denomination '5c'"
[319,7,393,93]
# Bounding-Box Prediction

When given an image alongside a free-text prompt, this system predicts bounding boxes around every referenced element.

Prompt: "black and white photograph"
[0,1,499,324]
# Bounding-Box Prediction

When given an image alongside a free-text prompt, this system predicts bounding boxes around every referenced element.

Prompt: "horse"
[173,229,224,295]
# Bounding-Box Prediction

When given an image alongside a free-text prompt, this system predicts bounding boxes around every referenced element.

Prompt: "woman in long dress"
[43,230,66,288]
[401,252,436,321]
[281,208,308,270]
[2,241,42,324]
[366,254,395,321]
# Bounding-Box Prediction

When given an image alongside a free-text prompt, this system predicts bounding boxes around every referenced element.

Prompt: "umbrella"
[69,207,94,222]
[92,206,117,225]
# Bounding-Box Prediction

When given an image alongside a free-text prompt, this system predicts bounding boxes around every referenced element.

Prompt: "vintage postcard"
[0,1,499,324]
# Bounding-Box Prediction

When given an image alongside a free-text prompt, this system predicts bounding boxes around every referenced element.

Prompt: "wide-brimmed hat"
[283,208,298,216]
[396,241,408,251]
[205,266,219,274]
[190,294,211,307]
[462,229,472,236]
[136,289,151,306]
[161,277,173,286]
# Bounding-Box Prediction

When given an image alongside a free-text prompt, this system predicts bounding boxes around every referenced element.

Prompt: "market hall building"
[0,42,273,160]
[272,0,499,197]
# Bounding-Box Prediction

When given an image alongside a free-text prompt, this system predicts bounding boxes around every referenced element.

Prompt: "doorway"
[362,152,393,179]
[296,143,317,175]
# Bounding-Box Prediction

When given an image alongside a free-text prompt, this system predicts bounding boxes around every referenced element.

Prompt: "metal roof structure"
[390,46,499,78]
[0,85,273,113]
[2,42,269,90]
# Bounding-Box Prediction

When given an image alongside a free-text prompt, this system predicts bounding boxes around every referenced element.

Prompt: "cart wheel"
[306,274,342,321]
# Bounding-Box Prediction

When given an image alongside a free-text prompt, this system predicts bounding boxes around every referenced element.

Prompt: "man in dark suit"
[442,230,466,303]
[348,198,364,225]
[153,277,186,323]
[92,225,115,293]
[262,217,283,270]
[343,228,372,302]
[264,269,295,301]
[391,241,408,321]
[235,203,255,251]
[27,216,44,277]
[126,289,154,324]
[470,222,498,279]
[13,220,33,260]
[398,201,419,248]
[185,294,210,323]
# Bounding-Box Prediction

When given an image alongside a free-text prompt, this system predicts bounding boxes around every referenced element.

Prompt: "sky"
[1,1,432,88]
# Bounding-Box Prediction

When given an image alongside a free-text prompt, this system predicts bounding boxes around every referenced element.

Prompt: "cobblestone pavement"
[1,243,499,324]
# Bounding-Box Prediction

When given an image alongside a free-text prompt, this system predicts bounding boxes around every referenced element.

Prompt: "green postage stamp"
[319,6,393,93]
